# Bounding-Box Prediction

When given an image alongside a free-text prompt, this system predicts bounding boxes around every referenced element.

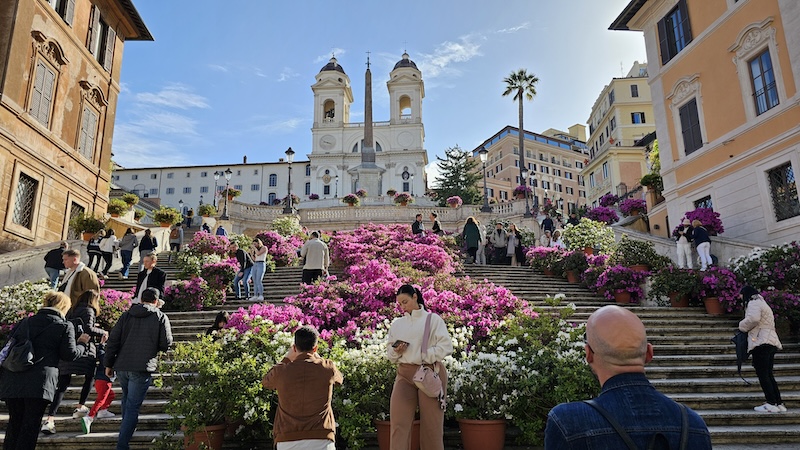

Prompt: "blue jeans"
[232,266,253,298]
[120,250,133,277]
[251,261,266,297]
[45,267,61,289]
[116,371,152,450]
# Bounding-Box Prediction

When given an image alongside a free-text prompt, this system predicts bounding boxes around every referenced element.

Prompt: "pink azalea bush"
[596,265,648,301]
[98,289,133,330]
[599,193,619,207]
[186,231,230,255]
[254,230,302,267]
[698,267,741,312]
[164,277,217,311]
[619,198,647,216]
[682,208,724,235]
[585,206,619,225]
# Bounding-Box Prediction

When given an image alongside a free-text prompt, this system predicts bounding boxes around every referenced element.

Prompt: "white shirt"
[61,262,86,296]
[135,269,151,303]
[386,308,453,365]
[300,238,330,271]
[99,236,118,252]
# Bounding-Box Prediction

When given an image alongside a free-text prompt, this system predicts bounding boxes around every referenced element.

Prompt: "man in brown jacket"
[58,249,100,304]
[262,325,343,450]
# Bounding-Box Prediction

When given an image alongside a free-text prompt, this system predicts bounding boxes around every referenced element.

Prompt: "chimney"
[243,155,248,164]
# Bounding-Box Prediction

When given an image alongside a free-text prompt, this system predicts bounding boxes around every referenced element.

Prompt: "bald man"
[544,306,711,449]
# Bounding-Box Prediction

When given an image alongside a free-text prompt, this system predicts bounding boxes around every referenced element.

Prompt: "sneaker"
[96,409,116,419]
[121,276,128,280]
[754,403,781,413]
[41,420,56,434]
[72,405,90,418]
[80,416,93,434]
[777,404,788,412]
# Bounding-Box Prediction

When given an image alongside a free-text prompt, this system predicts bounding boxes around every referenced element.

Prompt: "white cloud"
[496,23,529,34]
[418,35,483,79]
[277,67,300,82]
[131,111,199,136]
[112,123,192,168]
[426,160,443,189]
[250,117,305,134]
[208,64,229,72]
[135,83,210,110]
[315,48,346,63]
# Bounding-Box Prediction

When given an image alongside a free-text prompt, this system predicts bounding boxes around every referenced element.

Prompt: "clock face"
[319,135,336,150]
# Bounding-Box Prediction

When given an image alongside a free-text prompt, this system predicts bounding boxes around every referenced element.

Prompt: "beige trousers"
[389,363,448,450]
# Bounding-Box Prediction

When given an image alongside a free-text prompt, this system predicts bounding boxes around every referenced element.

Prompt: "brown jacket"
[64,265,100,304]
[262,352,343,443]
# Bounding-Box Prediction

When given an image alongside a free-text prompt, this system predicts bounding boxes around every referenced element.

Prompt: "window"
[254,169,259,175]
[514,160,519,168]
[693,195,713,210]
[186,172,191,178]
[608,90,615,105]
[579,190,586,198]
[150,173,157,179]
[166,188,174,195]
[602,162,609,179]
[679,99,703,154]
[554,169,561,177]
[11,173,38,229]
[183,187,191,194]
[167,172,174,179]
[201,171,207,177]
[657,0,692,65]
[610,117,616,131]
[131,174,138,180]
[88,6,115,71]
[566,187,574,195]
[576,161,584,169]
[750,50,779,115]
[555,184,563,193]
[589,173,596,188]
[402,182,410,192]
[304,182,311,196]
[513,147,519,155]
[500,191,508,200]
[200,186,208,193]
[268,193,277,203]
[233,184,242,191]
[236,170,241,176]
[251,184,260,191]
[631,112,646,124]
[631,85,639,98]
[29,61,56,127]
[305,164,311,177]
[149,188,158,195]
[77,106,98,160]
[565,172,573,180]
[768,163,799,221]
[495,164,502,173]
[542,181,550,190]
[323,185,330,195]
[269,174,277,187]
[541,166,550,175]
[47,0,76,25]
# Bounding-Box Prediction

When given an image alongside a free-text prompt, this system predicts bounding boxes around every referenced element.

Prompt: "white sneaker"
[81,416,93,434]
[41,420,56,434]
[258,295,264,301]
[754,403,780,413]
[96,409,116,419]
[72,405,90,418]
[777,404,788,412]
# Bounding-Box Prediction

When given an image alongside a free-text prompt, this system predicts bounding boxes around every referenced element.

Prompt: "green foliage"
[107,199,129,215]
[133,208,146,221]
[562,218,615,253]
[198,204,217,217]
[228,233,253,251]
[647,139,660,174]
[648,266,702,305]
[121,193,140,206]
[0,280,50,339]
[69,213,106,233]
[176,252,222,279]
[609,234,669,269]
[271,216,302,238]
[561,251,589,275]
[639,173,663,192]
[433,146,482,206]
[153,207,183,225]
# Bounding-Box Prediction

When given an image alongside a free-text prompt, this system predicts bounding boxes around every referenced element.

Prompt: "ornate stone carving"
[79,80,108,109]
[668,74,700,106]
[31,30,69,66]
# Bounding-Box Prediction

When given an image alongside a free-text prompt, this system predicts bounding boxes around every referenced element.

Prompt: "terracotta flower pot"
[82,232,94,241]
[457,419,506,450]
[628,264,650,272]
[584,246,594,255]
[566,270,580,284]
[399,201,408,206]
[160,222,172,227]
[614,290,632,304]
[182,423,226,450]
[110,213,120,218]
[703,297,724,315]
[375,419,420,450]
[669,292,690,308]
[543,268,555,276]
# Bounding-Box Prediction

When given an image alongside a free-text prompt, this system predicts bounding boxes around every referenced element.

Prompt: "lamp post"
[335,175,339,198]
[521,167,532,218]
[410,174,415,196]
[220,168,232,220]
[178,199,184,214]
[283,147,295,214]
[213,171,221,208]
[199,195,203,206]
[479,147,492,213]
[531,172,539,209]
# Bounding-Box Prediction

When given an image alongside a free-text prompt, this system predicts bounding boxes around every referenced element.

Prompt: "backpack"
[170,228,180,240]
[0,319,51,372]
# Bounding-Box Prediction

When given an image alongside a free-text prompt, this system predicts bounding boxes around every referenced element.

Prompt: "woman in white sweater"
[739,285,786,413]
[386,285,453,450]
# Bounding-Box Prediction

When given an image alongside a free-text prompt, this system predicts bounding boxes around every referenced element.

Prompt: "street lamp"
[199,195,203,206]
[521,167,532,218]
[335,174,339,198]
[283,147,295,214]
[220,168,233,220]
[479,147,492,213]
[531,172,539,209]
[410,174,415,196]
[178,199,184,214]
[213,171,221,208]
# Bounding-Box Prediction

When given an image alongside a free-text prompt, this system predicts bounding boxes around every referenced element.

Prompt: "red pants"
[88,380,115,417]
[390,363,448,450]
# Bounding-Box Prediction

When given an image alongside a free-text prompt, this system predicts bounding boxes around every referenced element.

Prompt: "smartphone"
[392,340,408,348]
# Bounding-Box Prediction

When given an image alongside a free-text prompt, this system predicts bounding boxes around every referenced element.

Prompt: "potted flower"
[121,193,139,207]
[393,192,412,206]
[386,188,397,196]
[682,207,724,235]
[69,213,106,240]
[512,185,532,199]
[133,208,146,222]
[198,204,217,217]
[446,195,463,208]
[599,193,620,207]
[609,234,664,272]
[355,188,367,198]
[225,187,242,200]
[106,198,128,217]
[640,173,663,192]
[153,206,183,227]
[596,265,648,303]
[562,218,615,255]
[561,251,589,283]
[697,266,741,315]
[309,193,320,200]
[342,194,360,206]
[584,206,619,225]
[648,266,701,307]
[619,198,647,216]
[525,246,560,273]
[730,242,800,292]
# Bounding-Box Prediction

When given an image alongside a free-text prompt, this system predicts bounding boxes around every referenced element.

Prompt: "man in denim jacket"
[544,306,711,449]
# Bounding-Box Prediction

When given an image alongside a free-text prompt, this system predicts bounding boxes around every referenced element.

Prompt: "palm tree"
[502,69,539,189]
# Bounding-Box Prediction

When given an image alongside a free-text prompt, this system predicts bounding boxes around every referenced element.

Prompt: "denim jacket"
[544,373,711,449]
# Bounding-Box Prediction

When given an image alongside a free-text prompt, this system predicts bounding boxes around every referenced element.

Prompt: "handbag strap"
[420,313,432,364]
[583,399,689,450]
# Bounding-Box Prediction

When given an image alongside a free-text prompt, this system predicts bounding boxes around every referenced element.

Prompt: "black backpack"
[0,319,51,372]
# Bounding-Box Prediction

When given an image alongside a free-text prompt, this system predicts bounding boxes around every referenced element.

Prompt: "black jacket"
[59,304,106,375]
[692,226,711,245]
[0,308,87,401]
[236,249,254,270]
[135,267,167,299]
[43,248,65,270]
[139,235,158,252]
[412,220,424,235]
[105,303,172,373]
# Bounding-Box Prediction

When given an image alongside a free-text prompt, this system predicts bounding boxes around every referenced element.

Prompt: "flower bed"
[254,230,303,267]
[619,198,647,216]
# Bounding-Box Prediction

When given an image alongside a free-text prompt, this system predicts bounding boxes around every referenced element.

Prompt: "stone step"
[708,425,800,444]
[0,413,172,432]
[646,363,800,379]
[653,376,800,394]
[0,431,176,449]
[699,409,800,426]
[669,391,800,410]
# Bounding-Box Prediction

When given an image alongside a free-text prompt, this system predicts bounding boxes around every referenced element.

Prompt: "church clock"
[319,135,336,150]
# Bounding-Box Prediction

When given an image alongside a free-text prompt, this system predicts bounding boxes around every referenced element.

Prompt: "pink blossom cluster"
[619,198,647,215]
[201,258,239,292]
[187,231,230,255]
[254,230,302,267]
[164,277,211,311]
[98,289,133,330]
[585,206,619,225]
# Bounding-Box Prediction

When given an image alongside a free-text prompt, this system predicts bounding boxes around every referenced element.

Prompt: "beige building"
[584,62,655,206]
[0,0,150,251]
[471,125,589,215]
[612,0,800,244]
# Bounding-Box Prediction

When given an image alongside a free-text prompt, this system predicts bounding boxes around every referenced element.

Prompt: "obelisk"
[349,53,384,195]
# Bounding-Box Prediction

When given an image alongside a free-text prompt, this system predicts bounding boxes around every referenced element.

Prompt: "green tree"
[433,146,482,206]
[502,69,539,186]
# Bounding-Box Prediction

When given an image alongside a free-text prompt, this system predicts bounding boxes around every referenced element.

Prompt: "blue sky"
[112,0,646,180]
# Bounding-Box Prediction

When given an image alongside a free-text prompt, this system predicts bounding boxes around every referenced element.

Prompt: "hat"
[59,241,68,248]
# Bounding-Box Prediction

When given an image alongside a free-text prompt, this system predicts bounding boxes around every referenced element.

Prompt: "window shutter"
[657,17,669,65]
[29,62,45,119]
[87,5,98,50]
[38,65,56,126]
[678,0,692,44]
[103,27,116,72]
[641,112,646,123]
[64,0,75,26]
[78,108,89,154]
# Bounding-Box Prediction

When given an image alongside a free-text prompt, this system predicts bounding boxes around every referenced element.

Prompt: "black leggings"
[88,253,101,272]
[48,373,93,416]
[100,251,113,275]
[752,344,782,405]
[4,398,49,450]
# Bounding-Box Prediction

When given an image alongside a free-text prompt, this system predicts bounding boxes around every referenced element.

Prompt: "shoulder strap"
[583,400,638,450]
[678,403,688,450]
[420,313,432,364]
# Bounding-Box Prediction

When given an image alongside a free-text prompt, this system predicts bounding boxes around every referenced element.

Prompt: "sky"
[112,0,646,182]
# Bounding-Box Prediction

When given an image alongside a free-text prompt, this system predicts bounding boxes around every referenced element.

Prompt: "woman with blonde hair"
[251,238,268,301]
[0,292,90,449]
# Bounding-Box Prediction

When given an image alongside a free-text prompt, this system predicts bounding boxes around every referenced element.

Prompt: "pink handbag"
[412,314,445,409]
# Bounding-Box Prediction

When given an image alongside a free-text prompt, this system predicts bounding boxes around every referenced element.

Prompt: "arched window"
[268,193,276,204]
[323,99,335,121]
[269,174,277,187]
[399,95,412,119]
[305,164,311,177]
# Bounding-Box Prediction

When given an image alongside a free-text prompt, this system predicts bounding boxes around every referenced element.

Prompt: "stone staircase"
[3,261,800,448]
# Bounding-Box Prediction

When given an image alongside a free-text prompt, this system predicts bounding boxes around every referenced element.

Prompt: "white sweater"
[386,308,453,365]
[739,296,782,352]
